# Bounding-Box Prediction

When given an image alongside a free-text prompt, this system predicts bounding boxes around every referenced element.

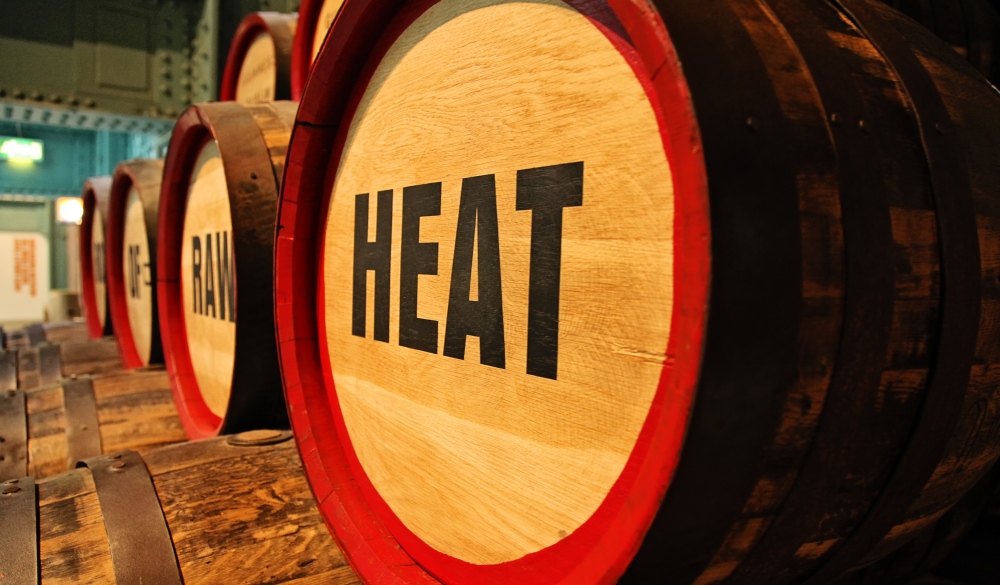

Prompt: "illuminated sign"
[0,137,44,162]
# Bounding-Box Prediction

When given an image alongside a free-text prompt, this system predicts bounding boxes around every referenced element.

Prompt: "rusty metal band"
[806,0,983,582]
[80,451,182,585]
[0,350,17,392]
[26,324,45,347]
[62,378,102,470]
[0,477,39,584]
[0,388,28,480]
[38,344,62,388]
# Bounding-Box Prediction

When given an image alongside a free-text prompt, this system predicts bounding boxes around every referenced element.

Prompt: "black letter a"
[443,174,505,368]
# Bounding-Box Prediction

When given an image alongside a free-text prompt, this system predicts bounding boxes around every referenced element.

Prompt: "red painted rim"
[221,13,275,101]
[107,164,146,369]
[276,1,710,583]
[157,106,225,439]
[80,177,110,339]
[291,0,324,100]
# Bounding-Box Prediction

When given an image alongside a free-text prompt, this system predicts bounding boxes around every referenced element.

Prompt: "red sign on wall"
[14,238,37,297]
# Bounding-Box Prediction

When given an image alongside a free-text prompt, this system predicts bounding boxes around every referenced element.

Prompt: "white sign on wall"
[0,232,50,322]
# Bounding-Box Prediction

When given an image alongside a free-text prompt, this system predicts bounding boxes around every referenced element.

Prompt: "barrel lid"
[80,177,113,339]
[291,0,346,99]
[106,159,164,369]
[158,102,294,439]
[220,12,297,103]
[277,1,710,583]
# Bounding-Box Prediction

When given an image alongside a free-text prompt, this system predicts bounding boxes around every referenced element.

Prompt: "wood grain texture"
[25,368,186,478]
[323,0,673,564]
[34,435,361,585]
[181,140,236,417]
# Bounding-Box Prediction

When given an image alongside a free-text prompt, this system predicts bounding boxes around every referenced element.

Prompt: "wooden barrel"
[157,101,295,438]
[80,177,114,338]
[4,322,90,349]
[843,462,1000,583]
[0,367,185,481]
[885,0,1000,85]
[277,1,1000,584]
[220,12,297,103]
[106,158,165,369]
[290,0,346,99]
[15,338,122,390]
[932,483,1000,584]
[0,431,360,584]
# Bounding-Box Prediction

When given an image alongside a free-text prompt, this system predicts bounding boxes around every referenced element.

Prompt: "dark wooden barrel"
[4,322,90,349]
[80,176,114,339]
[106,158,165,369]
[276,1,1000,584]
[220,12,297,103]
[926,463,1000,584]
[0,368,185,481]
[15,338,122,390]
[291,0,345,99]
[885,0,1000,85]
[0,431,360,584]
[157,101,295,438]
[841,462,1000,584]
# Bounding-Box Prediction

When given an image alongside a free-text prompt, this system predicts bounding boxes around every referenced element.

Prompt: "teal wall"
[0,121,162,289]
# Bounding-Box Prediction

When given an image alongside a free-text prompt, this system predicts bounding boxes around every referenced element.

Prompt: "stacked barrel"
[3,0,1000,584]
[277,0,1000,584]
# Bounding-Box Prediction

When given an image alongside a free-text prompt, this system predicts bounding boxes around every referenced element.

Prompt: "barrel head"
[90,206,108,332]
[236,31,277,103]
[280,0,712,582]
[180,140,236,419]
[123,186,155,365]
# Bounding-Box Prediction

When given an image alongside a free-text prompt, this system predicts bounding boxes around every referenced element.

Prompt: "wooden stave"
[276,1,1000,585]
[884,0,1000,86]
[80,177,114,339]
[15,338,122,390]
[845,461,1000,584]
[157,101,296,439]
[636,2,1000,583]
[106,158,165,369]
[220,12,298,102]
[21,367,186,480]
[4,322,90,349]
[12,432,362,584]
